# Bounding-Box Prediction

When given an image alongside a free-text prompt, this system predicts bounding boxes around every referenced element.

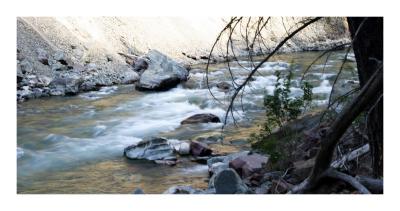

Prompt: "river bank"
[17,17,350,102]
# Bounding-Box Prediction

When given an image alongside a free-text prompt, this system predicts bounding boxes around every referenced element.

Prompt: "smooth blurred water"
[17,51,358,193]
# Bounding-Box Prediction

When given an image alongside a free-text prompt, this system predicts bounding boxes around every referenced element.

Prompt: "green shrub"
[250,70,313,163]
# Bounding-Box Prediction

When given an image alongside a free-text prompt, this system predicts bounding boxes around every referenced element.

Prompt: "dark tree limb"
[291,67,383,193]
[356,176,383,193]
[324,168,371,194]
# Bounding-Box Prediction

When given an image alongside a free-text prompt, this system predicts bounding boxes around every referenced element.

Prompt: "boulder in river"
[124,137,176,162]
[212,168,250,194]
[229,153,270,178]
[136,50,189,91]
[190,140,212,157]
[181,113,221,125]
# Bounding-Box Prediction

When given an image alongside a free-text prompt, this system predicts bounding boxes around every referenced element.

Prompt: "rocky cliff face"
[16,17,350,102]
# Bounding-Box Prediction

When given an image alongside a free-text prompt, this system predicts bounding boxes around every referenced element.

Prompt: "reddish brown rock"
[229,153,269,178]
[190,140,212,156]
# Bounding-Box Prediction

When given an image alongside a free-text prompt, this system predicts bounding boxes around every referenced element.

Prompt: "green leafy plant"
[250,69,313,163]
[262,70,313,135]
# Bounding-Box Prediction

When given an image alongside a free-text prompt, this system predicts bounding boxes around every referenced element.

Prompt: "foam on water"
[313,80,332,94]
[17,147,24,159]
[79,86,118,100]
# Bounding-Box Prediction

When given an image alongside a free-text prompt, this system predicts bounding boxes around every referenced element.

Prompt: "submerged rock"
[124,137,176,162]
[213,168,250,194]
[181,113,221,125]
[136,50,188,91]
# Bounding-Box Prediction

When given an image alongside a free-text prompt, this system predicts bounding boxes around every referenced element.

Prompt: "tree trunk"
[347,17,383,178]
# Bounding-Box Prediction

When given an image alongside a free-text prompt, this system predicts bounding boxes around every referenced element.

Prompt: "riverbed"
[17,51,358,193]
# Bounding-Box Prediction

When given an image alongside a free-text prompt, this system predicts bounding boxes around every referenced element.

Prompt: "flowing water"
[17,51,358,193]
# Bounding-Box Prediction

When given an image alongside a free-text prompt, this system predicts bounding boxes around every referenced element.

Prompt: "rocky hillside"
[17,17,350,102]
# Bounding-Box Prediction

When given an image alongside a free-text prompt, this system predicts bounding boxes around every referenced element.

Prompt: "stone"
[229,153,269,178]
[254,181,272,194]
[53,50,68,65]
[136,50,188,91]
[51,61,69,72]
[36,48,49,65]
[216,81,231,90]
[49,73,83,95]
[17,86,33,100]
[20,59,33,74]
[124,137,176,162]
[170,141,190,155]
[17,64,23,83]
[213,169,249,194]
[163,185,203,194]
[121,70,140,84]
[181,113,221,125]
[132,188,145,194]
[207,151,250,168]
[133,57,149,73]
[36,75,52,87]
[209,162,229,175]
[190,140,212,157]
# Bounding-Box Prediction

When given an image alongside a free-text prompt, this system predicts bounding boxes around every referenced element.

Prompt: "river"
[17,51,358,193]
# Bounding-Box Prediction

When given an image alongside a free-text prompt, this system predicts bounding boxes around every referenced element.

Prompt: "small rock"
[51,62,68,72]
[53,50,68,65]
[132,188,145,194]
[36,48,49,65]
[213,169,249,194]
[170,141,190,155]
[254,181,272,194]
[181,113,221,125]
[163,185,202,194]
[133,57,149,73]
[207,151,250,168]
[19,59,33,74]
[190,140,212,157]
[124,137,176,162]
[36,75,52,87]
[229,153,270,178]
[216,81,231,90]
[209,162,229,175]
[121,70,140,84]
